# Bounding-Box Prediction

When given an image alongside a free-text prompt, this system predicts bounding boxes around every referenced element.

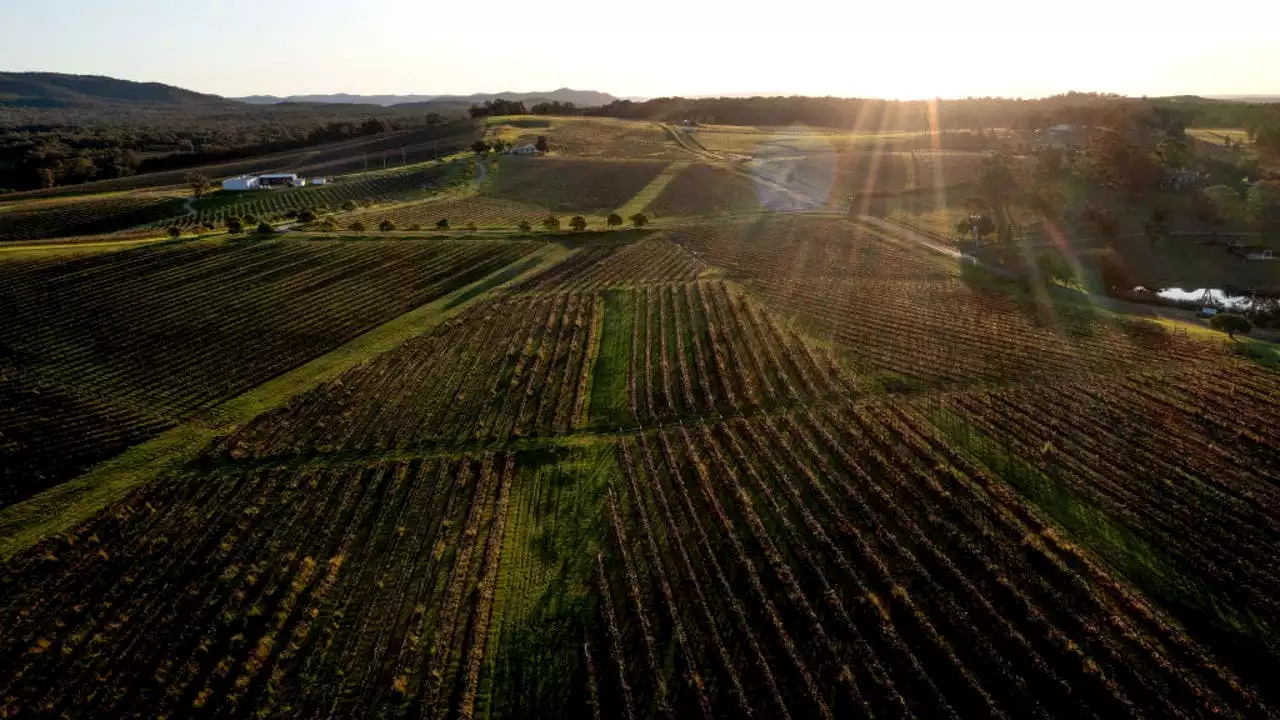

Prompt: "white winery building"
[221,173,313,191]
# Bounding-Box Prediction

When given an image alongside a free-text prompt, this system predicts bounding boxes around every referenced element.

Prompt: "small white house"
[509,144,538,155]
[310,177,327,186]
[222,175,260,191]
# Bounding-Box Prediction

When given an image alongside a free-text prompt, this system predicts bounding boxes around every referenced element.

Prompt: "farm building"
[508,144,539,155]
[310,177,327,186]
[258,173,304,188]
[221,173,304,191]
[222,175,260,191]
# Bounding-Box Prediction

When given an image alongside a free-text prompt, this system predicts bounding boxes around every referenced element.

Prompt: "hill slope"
[0,72,234,109]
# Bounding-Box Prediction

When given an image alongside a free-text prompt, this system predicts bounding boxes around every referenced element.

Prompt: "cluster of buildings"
[221,173,326,191]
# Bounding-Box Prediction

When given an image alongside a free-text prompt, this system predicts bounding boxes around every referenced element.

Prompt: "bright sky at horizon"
[4,0,1279,100]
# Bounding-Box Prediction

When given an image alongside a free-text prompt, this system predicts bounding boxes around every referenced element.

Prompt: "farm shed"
[310,177,327,186]
[509,144,539,155]
[221,175,260,191]
[258,173,303,188]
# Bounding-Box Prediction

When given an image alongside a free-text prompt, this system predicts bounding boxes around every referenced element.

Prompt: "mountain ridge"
[0,71,236,109]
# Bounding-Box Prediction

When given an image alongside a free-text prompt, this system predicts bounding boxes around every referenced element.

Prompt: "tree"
[436,218,450,230]
[629,213,649,228]
[319,217,338,231]
[1082,247,1137,293]
[542,216,561,231]
[341,200,358,212]
[1247,180,1280,238]
[979,152,1017,210]
[471,140,491,154]
[957,213,994,243]
[166,226,182,238]
[569,215,587,232]
[257,221,276,234]
[1082,205,1119,241]
[1029,185,1066,220]
[1210,313,1252,340]
[517,220,532,233]
[185,172,213,198]
[298,209,318,223]
[1144,207,1170,247]
[1156,135,1189,169]
[1036,147,1063,176]
[607,213,623,228]
[225,216,244,234]
[379,219,397,232]
[349,220,366,232]
[466,222,478,232]
[1198,185,1242,229]
[535,136,550,154]
[490,140,507,153]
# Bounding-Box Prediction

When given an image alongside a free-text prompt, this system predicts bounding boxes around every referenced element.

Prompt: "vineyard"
[671,216,1218,388]
[487,116,686,160]
[0,237,536,504]
[2,115,1280,720]
[358,195,550,230]
[219,279,851,461]
[480,157,670,213]
[509,235,707,292]
[749,150,988,208]
[926,362,1280,690]
[170,164,456,229]
[0,195,184,242]
[0,446,617,718]
[220,291,604,458]
[643,163,765,217]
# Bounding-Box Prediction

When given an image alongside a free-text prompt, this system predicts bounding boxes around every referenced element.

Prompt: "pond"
[1154,288,1254,309]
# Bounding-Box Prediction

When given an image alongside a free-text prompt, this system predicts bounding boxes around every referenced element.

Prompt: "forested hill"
[0,72,236,109]
[237,88,621,108]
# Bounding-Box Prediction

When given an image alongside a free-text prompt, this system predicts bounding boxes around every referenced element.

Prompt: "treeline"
[467,99,582,118]
[581,93,1280,137]
[0,106,457,192]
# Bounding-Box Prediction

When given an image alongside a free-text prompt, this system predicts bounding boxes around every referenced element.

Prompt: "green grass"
[444,254,545,310]
[586,289,634,430]
[479,441,616,719]
[0,242,576,560]
[615,161,687,217]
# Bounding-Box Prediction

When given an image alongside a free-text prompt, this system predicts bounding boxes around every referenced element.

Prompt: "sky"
[3,0,1279,100]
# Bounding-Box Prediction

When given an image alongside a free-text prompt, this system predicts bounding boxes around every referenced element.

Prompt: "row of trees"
[467,99,582,118]
[322,212,650,234]
[584,93,1271,135]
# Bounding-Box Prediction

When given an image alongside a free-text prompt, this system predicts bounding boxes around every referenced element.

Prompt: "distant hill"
[0,71,234,109]
[235,88,623,108]
[1206,94,1280,103]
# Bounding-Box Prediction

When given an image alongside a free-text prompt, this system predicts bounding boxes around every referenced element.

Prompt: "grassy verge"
[586,289,634,430]
[0,242,578,560]
[478,441,615,718]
